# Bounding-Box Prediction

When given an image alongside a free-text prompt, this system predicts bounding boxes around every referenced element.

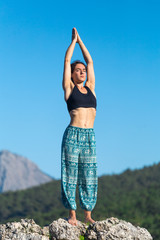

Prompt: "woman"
[61,28,97,226]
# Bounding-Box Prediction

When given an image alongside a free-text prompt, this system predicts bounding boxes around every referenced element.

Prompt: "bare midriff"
[69,107,96,128]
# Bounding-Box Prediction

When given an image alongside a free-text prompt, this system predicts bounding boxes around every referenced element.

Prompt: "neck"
[74,82,84,89]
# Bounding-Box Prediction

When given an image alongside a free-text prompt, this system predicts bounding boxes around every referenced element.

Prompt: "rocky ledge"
[0,217,153,240]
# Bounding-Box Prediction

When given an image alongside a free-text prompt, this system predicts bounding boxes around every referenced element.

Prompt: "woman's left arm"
[76,30,95,91]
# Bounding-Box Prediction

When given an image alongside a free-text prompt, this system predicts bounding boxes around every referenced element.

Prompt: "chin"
[77,80,84,83]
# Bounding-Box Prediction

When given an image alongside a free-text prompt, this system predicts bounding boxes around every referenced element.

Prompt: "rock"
[49,217,153,240]
[85,217,153,240]
[0,218,49,240]
[49,218,87,240]
[0,217,153,240]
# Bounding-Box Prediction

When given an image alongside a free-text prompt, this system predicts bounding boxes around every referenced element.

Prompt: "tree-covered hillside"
[0,163,160,239]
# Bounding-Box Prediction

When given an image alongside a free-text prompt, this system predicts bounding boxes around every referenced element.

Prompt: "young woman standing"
[61,28,97,226]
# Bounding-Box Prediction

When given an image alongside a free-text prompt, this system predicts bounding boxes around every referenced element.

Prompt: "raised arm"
[62,29,77,91]
[76,29,95,91]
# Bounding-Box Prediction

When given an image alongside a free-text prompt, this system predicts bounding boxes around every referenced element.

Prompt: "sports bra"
[66,85,97,112]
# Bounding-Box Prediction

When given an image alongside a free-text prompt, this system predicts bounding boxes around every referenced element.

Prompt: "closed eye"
[75,68,86,72]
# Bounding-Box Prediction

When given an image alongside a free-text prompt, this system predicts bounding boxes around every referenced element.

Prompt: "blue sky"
[0,0,160,179]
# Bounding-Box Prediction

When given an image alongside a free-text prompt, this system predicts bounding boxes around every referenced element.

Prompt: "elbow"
[64,58,70,63]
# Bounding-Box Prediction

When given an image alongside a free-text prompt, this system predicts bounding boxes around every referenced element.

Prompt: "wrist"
[72,38,77,44]
[78,38,82,43]
[78,38,83,45]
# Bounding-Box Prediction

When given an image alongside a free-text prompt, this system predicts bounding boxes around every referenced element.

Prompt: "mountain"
[0,150,52,192]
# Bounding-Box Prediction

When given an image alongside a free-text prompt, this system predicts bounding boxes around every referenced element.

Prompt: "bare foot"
[68,216,78,226]
[85,217,95,224]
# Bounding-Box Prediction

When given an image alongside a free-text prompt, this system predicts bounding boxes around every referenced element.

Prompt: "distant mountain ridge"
[0,150,52,192]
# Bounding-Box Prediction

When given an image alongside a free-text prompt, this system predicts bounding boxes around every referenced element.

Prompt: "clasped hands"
[72,27,81,43]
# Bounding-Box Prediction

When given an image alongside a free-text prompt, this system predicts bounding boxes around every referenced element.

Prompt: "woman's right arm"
[62,29,77,92]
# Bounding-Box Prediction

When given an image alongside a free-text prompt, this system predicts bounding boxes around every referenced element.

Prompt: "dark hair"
[71,60,87,73]
[71,60,87,82]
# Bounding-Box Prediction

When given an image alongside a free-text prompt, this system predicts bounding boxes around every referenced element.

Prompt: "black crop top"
[66,85,97,112]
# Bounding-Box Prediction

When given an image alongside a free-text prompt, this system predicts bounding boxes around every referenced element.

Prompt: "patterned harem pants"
[61,125,98,211]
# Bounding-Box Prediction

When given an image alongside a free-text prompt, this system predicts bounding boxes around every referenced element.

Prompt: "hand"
[73,28,81,43]
[72,28,78,42]
[77,31,81,43]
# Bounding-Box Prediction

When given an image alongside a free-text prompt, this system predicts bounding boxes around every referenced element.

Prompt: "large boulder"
[84,217,153,240]
[49,218,87,240]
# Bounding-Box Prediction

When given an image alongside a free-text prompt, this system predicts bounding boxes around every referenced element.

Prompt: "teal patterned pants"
[61,125,98,211]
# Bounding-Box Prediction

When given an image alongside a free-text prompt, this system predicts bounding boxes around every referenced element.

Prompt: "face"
[71,63,86,83]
